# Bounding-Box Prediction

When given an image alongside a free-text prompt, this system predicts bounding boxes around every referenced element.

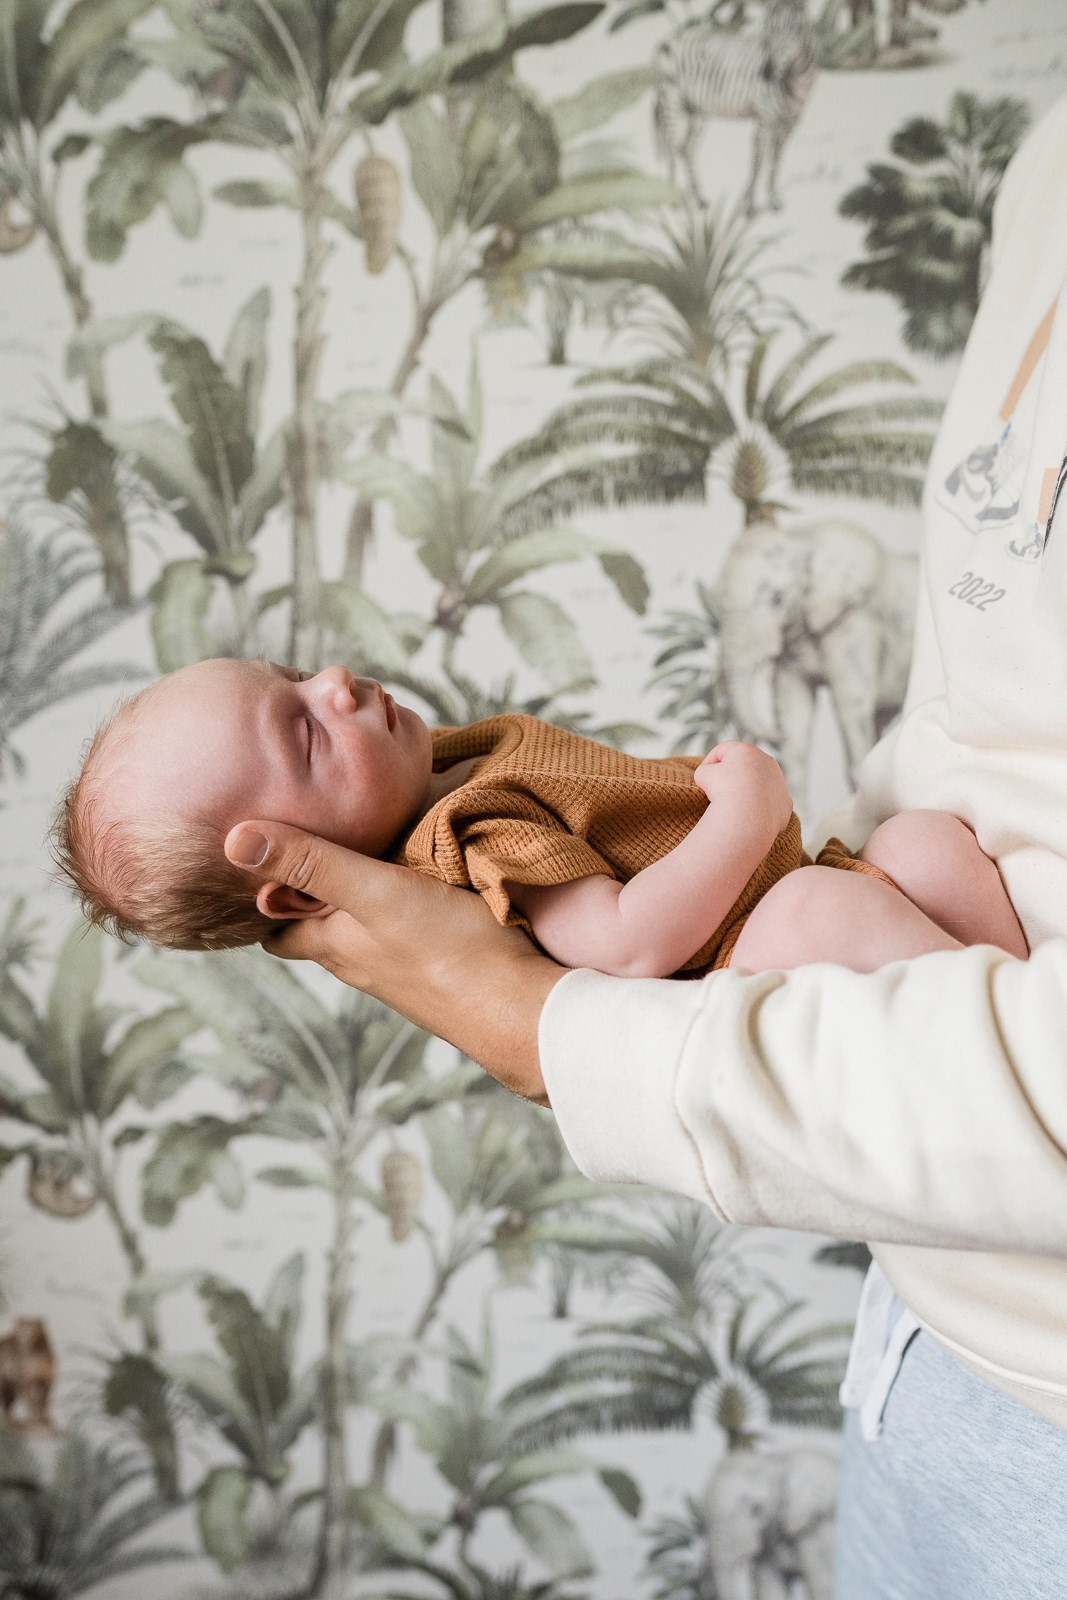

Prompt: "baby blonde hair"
[52,689,275,951]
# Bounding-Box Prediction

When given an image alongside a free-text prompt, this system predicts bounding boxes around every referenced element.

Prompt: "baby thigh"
[859,811,1028,958]
[728,865,963,975]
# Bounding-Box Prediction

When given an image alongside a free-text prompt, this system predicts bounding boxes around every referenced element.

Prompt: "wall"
[1,1,1065,1596]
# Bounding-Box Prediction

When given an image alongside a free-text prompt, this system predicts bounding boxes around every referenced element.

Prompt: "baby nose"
[313,664,356,707]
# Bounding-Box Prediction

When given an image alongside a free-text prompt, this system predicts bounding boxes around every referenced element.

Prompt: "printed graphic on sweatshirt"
[941,420,1026,533]
[937,298,1062,562]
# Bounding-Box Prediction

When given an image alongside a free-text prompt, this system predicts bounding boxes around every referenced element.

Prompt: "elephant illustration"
[715,518,918,811]
[705,1444,840,1600]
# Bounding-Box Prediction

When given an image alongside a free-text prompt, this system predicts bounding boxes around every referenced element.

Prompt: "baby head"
[53,657,433,950]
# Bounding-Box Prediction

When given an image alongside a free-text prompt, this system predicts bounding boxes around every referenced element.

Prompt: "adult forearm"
[429,939,562,1104]
[540,941,1067,1254]
[307,908,562,1103]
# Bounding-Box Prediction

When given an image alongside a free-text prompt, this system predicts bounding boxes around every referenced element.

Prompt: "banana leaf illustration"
[0,0,158,599]
[339,355,648,689]
[342,65,675,584]
[82,0,606,661]
[0,515,139,776]
[373,1319,640,1576]
[97,288,286,664]
[134,947,439,1596]
[0,914,199,1493]
[160,1255,319,1570]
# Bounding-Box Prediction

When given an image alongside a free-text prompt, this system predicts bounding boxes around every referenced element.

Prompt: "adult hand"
[224,822,563,1104]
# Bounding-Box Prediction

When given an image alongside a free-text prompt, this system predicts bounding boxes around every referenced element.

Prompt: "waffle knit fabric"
[390,714,809,974]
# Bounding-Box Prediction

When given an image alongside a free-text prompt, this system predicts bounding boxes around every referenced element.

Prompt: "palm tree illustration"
[0,1431,187,1600]
[711,328,941,523]
[473,1085,644,1315]
[373,1321,640,1577]
[134,949,441,1600]
[0,516,139,778]
[493,207,783,522]
[492,203,937,535]
[0,916,200,1496]
[703,1294,849,1444]
[411,68,654,365]
[840,91,1030,358]
[14,407,148,607]
[340,356,649,691]
[0,0,159,601]
[86,0,606,663]
[502,1205,848,1450]
[534,220,645,369]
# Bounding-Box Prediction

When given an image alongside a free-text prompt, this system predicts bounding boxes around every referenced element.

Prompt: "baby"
[54,657,1028,976]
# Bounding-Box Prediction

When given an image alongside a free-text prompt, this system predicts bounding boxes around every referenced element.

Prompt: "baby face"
[110,657,434,857]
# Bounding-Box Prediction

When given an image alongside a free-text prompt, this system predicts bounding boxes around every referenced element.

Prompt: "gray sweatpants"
[834,1269,1067,1599]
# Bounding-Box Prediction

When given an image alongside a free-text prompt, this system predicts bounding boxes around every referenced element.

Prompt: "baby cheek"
[291,772,350,845]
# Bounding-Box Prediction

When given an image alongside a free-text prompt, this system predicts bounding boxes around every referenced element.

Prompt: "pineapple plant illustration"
[381,1144,423,1241]
[340,65,676,584]
[80,0,607,660]
[354,148,403,275]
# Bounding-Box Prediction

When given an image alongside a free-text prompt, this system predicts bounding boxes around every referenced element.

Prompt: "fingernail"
[229,829,269,867]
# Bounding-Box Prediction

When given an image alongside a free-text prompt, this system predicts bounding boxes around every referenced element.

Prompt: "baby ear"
[255,882,333,922]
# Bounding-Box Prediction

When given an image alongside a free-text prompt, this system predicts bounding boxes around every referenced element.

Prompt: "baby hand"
[694,742,793,839]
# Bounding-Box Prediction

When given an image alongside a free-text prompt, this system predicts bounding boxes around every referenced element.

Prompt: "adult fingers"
[224,819,557,1103]
[225,818,402,923]
[223,816,520,991]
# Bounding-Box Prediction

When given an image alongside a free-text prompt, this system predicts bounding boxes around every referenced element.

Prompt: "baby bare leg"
[859,811,1027,958]
[729,866,964,975]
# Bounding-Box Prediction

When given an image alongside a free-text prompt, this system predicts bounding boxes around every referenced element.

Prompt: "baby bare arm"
[510,743,793,978]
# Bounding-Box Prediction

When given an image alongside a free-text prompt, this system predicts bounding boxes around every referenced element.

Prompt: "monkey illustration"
[0,1317,58,1434]
[26,1149,95,1218]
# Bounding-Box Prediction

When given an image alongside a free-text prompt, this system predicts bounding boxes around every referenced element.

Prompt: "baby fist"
[694,742,792,837]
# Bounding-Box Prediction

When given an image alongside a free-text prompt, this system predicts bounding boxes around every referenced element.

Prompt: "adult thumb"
[224,819,381,917]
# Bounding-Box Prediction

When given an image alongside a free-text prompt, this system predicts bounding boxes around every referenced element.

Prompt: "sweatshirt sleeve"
[539,941,1067,1256]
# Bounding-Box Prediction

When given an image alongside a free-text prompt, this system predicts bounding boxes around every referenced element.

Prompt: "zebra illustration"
[653,0,818,213]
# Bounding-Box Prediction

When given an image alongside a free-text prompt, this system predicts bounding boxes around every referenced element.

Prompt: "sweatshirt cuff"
[538,968,717,1207]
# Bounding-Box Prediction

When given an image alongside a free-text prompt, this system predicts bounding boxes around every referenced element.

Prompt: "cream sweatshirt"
[540,92,1067,1428]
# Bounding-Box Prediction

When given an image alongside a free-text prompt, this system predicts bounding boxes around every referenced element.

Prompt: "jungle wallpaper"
[0,0,1064,1595]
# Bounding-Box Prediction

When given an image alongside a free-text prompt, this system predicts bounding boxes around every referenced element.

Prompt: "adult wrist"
[464,942,564,1103]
